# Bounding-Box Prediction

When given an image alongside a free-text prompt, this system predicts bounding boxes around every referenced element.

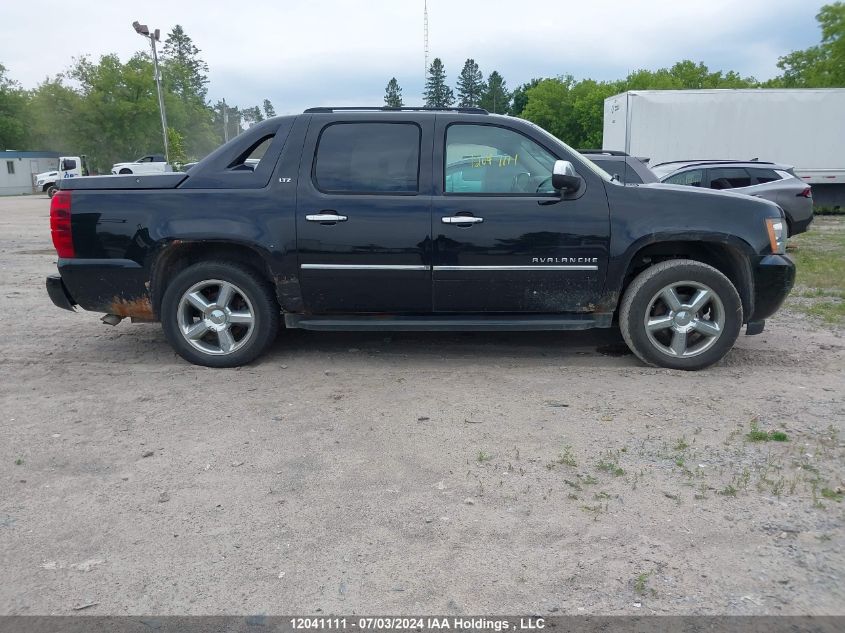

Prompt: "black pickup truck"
[46,106,795,370]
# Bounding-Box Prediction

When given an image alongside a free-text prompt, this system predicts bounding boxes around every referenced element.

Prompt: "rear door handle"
[442,216,483,224]
[306,213,348,223]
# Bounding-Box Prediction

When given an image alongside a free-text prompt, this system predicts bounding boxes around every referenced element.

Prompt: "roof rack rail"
[303,106,489,114]
[577,149,629,156]
[652,158,776,167]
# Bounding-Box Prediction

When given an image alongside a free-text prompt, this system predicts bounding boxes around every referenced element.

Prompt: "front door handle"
[442,215,484,224]
[306,213,348,223]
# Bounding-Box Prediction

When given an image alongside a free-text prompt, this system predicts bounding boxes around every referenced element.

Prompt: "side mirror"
[61,159,77,171]
[552,160,582,193]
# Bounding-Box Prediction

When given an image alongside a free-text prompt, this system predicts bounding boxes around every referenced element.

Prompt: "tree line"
[0,26,274,172]
[385,2,844,148]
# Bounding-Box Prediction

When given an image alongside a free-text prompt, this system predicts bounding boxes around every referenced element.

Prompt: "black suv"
[46,107,795,370]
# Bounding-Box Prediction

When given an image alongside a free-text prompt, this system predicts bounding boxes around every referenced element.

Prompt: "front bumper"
[46,274,77,311]
[749,254,795,322]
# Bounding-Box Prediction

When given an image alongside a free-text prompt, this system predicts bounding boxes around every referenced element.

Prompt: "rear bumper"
[46,259,154,319]
[46,274,77,311]
[789,213,814,236]
[749,254,795,322]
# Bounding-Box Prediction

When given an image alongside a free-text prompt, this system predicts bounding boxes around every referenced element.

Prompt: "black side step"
[284,313,613,332]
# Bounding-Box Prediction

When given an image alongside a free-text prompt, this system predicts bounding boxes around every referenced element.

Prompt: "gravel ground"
[1,195,843,616]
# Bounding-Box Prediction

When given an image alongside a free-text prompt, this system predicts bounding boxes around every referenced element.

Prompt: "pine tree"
[423,58,455,108]
[161,25,209,103]
[263,99,276,118]
[479,71,511,114]
[456,59,485,107]
[384,78,404,108]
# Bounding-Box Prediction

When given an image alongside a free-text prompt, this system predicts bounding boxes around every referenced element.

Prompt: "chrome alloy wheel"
[644,281,725,358]
[176,279,256,355]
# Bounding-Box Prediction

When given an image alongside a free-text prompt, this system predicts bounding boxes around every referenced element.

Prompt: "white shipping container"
[602,89,845,186]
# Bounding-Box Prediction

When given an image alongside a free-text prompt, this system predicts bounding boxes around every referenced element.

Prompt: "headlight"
[766,218,786,254]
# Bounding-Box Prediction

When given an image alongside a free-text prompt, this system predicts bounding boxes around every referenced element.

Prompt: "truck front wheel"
[160,261,280,368]
[119,168,132,174]
[46,185,58,198]
[619,259,743,370]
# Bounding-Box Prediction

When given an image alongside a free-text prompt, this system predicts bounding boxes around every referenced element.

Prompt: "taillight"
[50,190,75,258]
[798,187,812,198]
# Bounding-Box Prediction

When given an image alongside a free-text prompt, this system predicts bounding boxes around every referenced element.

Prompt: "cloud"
[1,0,825,114]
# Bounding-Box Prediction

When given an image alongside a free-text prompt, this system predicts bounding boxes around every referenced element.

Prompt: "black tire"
[119,168,132,175]
[619,259,743,371]
[46,185,58,198]
[160,261,280,368]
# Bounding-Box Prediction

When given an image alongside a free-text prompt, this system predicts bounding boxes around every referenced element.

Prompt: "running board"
[284,313,613,332]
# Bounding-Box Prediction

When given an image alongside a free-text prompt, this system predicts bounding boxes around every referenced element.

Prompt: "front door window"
[445,124,557,195]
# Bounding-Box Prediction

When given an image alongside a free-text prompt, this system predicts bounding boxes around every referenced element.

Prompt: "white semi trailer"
[602,88,845,207]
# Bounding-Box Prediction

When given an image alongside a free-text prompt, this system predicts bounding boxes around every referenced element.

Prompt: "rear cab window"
[179,117,295,189]
[313,122,421,194]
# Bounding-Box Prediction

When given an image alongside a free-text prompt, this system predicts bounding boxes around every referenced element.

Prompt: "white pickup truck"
[36,156,88,198]
[111,154,172,175]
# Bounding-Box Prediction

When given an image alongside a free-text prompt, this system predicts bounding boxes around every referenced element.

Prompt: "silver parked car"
[652,160,813,235]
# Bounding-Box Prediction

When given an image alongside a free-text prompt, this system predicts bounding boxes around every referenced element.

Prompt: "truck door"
[295,115,434,313]
[431,118,610,313]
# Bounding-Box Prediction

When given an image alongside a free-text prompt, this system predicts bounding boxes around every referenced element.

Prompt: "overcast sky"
[1,0,828,114]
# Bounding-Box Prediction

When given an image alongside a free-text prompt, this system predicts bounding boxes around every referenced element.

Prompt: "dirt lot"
[1,195,843,616]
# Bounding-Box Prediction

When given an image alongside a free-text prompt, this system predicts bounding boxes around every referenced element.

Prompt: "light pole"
[132,21,170,164]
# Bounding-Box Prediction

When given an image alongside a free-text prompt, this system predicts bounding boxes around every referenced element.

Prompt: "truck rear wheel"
[619,259,743,370]
[160,261,280,368]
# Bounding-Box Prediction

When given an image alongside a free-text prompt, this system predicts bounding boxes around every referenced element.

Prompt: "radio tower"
[423,0,430,81]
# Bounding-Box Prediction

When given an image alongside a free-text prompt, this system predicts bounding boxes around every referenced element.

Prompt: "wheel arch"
[148,240,278,318]
[614,235,755,322]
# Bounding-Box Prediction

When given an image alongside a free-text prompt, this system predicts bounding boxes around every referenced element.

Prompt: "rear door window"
[708,167,752,189]
[313,122,420,194]
[664,169,703,187]
[750,168,781,184]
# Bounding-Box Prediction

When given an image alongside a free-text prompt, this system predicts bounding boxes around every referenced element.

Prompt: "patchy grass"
[596,459,624,477]
[557,445,578,467]
[746,419,789,443]
[476,450,492,463]
[787,216,845,325]
[634,571,656,596]
[14,458,23,466]
[821,488,843,502]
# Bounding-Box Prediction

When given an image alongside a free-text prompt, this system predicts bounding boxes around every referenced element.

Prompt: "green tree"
[0,63,29,149]
[159,25,217,159]
[424,58,455,107]
[520,77,576,141]
[510,78,543,117]
[774,2,845,86]
[242,105,264,126]
[167,127,187,166]
[26,78,82,153]
[479,71,510,114]
[263,98,276,118]
[161,25,209,103]
[384,77,404,107]
[456,59,485,107]
[67,53,167,172]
